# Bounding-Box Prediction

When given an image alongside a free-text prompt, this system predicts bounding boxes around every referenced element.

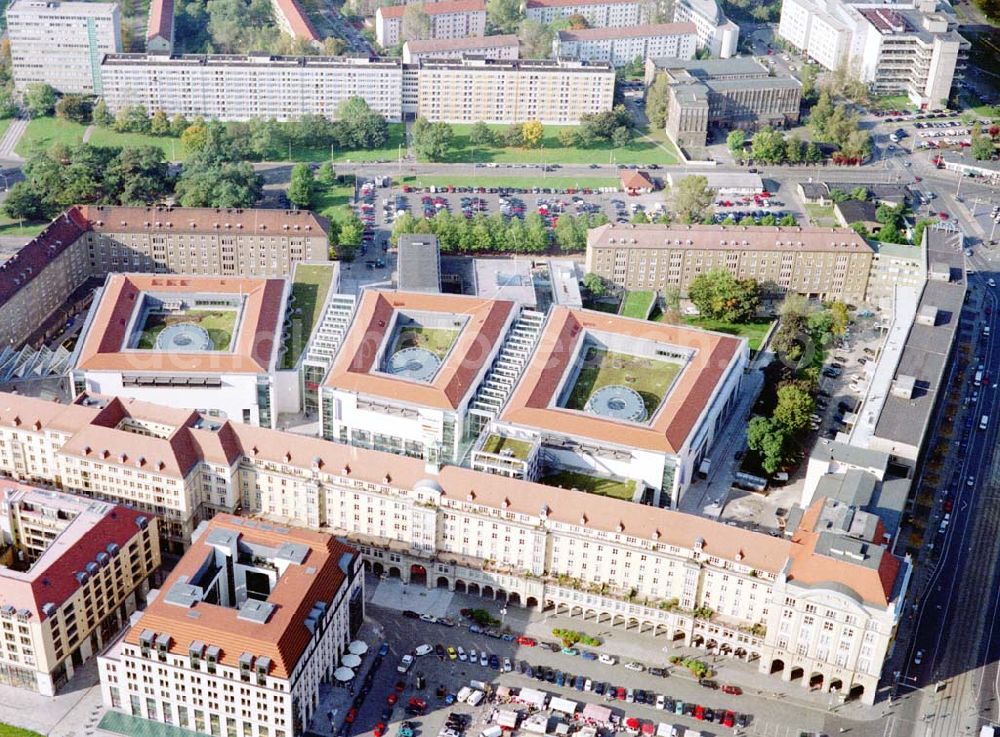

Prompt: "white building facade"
[525,0,648,27]
[672,0,739,58]
[553,23,698,67]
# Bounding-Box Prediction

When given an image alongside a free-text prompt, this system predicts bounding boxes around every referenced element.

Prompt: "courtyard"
[563,346,680,420]
[391,326,460,360]
[135,309,237,351]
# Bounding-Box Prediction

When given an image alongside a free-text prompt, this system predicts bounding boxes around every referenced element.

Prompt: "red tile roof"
[146,0,174,43]
[324,290,515,410]
[620,170,654,191]
[126,515,357,679]
[0,207,90,305]
[0,480,153,620]
[501,307,743,454]
[272,0,321,42]
[560,22,695,40]
[528,0,639,7]
[379,0,485,18]
[80,205,328,237]
[74,274,286,374]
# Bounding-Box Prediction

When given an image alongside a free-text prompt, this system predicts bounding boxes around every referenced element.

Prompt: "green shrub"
[552,628,602,647]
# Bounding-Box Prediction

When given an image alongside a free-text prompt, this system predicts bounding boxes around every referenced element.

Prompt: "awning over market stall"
[517,688,547,709]
[581,703,612,725]
[625,718,641,730]
[641,722,655,735]
[497,710,520,729]
[550,697,578,715]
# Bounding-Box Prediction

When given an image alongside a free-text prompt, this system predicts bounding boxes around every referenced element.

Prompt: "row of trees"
[746,381,816,475]
[391,208,608,253]
[727,128,825,166]
[808,91,873,162]
[688,269,760,324]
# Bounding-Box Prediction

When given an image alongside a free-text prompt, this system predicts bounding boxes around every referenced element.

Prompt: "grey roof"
[398,235,442,293]
[835,199,879,224]
[237,598,276,624]
[164,580,205,608]
[812,439,889,473]
[814,531,885,571]
[869,476,910,540]
[814,469,877,507]
[799,182,828,200]
[473,258,536,306]
[941,151,1000,172]
[650,56,768,79]
[875,227,966,445]
[275,541,310,564]
[678,0,724,24]
[205,528,239,548]
[706,76,802,92]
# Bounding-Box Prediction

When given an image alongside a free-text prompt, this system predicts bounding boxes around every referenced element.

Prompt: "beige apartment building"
[553,23,697,67]
[100,54,404,122]
[0,391,907,704]
[375,0,486,48]
[6,0,121,93]
[585,223,875,304]
[0,481,159,694]
[525,0,648,27]
[0,206,329,349]
[99,516,362,737]
[407,58,615,124]
[402,34,520,63]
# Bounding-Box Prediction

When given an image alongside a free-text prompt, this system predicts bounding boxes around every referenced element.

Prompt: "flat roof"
[379,0,484,18]
[125,515,356,679]
[74,274,286,374]
[324,290,516,410]
[500,307,743,454]
[528,0,640,7]
[404,34,518,52]
[559,22,695,41]
[874,227,965,445]
[587,223,873,254]
[473,259,537,306]
[8,0,117,16]
[397,236,441,293]
[650,56,768,79]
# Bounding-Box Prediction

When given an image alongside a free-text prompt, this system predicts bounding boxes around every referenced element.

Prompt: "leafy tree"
[785,135,803,164]
[336,213,364,260]
[577,106,634,145]
[972,128,996,160]
[631,211,649,224]
[468,121,496,147]
[808,90,834,136]
[877,220,906,244]
[726,129,746,161]
[668,175,713,224]
[611,125,633,148]
[521,120,544,148]
[875,202,903,226]
[804,141,823,164]
[799,63,818,101]
[23,83,56,118]
[174,161,261,208]
[335,97,389,150]
[829,301,850,336]
[113,105,150,133]
[0,88,16,120]
[169,114,190,137]
[500,123,524,147]
[487,0,523,32]
[779,213,797,226]
[180,121,210,154]
[204,0,281,54]
[2,182,48,221]
[412,117,454,161]
[746,417,786,476]
[687,268,760,323]
[772,310,808,363]
[851,186,869,202]
[849,222,871,239]
[316,161,335,186]
[911,218,935,247]
[401,5,432,41]
[773,382,815,435]
[517,18,554,58]
[288,163,315,209]
[150,109,171,136]
[645,72,670,130]
[841,130,872,160]
[566,12,589,28]
[55,94,92,124]
[558,127,579,147]
[582,272,610,297]
[750,128,785,164]
[103,146,172,205]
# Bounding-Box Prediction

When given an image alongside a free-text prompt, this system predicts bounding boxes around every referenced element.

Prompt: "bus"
[975,370,983,386]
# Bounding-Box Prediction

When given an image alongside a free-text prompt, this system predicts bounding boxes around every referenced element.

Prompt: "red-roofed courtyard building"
[99,516,362,737]
[0,481,159,694]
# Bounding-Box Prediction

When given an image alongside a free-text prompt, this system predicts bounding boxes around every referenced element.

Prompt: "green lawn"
[481,433,534,460]
[391,326,459,359]
[679,316,774,352]
[88,128,188,161]
[564,345,680,419]
[0,118,11,142]
[137,310,237,351]
[805,204,837,227]
[402,174,620,191]
[15,117,87,156]
[539,469,637,501]
[0,725,44,737]
[620,290,656,319]
[423,123,678,165]
[869,94,916,111]
[313,178,358,225]
[282,264,336,369]
[294,123,406,163]
[0,215,47,238]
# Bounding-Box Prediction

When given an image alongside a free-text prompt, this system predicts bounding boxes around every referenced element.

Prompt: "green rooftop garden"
[282,264,335,369]
[539,469,637,501]
[137,309,236,351]
[620,290,656,319]
[481,434,534,460]
[564,345,680,419]
[391,326,460,359]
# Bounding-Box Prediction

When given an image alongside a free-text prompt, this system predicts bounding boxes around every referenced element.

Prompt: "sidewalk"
[0,117,29,161]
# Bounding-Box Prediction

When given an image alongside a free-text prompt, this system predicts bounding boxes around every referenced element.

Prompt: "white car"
[584,679,593,692]
[655,694,666,710]
[397,654,414,673]
[414,644,433,657]
[914,649,924,665]
[989,278,997,288]
[469,648,478,663]
[419,614,437,624]
[598,654,617,665]
[457,646,467,661]
[624,662,645,672]
[480,651,489,667]
[503,657,513,673]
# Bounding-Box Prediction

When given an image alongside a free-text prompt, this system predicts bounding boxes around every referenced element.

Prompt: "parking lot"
[331,577,851,737]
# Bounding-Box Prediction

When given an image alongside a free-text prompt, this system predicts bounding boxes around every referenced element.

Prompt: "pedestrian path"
[0,117,29,160]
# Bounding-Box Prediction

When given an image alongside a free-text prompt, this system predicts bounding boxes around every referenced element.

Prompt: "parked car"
[721,684,742,695]
[624,662,645,672]
[598,654,617,665]
[414,644,433,657]
[398,654,414,673]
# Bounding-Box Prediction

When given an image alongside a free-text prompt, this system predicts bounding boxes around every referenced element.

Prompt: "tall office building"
[375,0,486,48]
[671,0,739,58]
[7,0,121,93]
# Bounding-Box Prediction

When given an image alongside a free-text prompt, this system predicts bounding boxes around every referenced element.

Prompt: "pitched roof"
[323,290,515,410]
[500,307,743,454]
[125,515,356,679]
[527,0,639,7]
[73,274,287,374]
[146,0,173,42]
[558,22,695,41]
[620,170,654,190]
[79,205,329,238]
[379,0,485,18]
[587,223,874,254]
[0,207,90,306]
[0,481,151,620]
[272,0,321,41]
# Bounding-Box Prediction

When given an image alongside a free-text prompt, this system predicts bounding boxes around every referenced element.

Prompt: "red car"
[345,708,358,724]
[694,705,706,721]
[408,697,427,710]
[722,712,735,728]
[387,693,398,706]
[517,636,537,646]
[939,212,950,220]
[943,498,953,513]
[375,724,387,737]
[395,681,406,692]
[721,684,742,695]
[616,687,627,701]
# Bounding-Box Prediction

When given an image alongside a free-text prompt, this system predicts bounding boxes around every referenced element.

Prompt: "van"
[975,370,983,387]
[479,727,503,737]
[457,687,472,703]
[467,690,486,707]
[985,326,991,337]
[981,415,990,430]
